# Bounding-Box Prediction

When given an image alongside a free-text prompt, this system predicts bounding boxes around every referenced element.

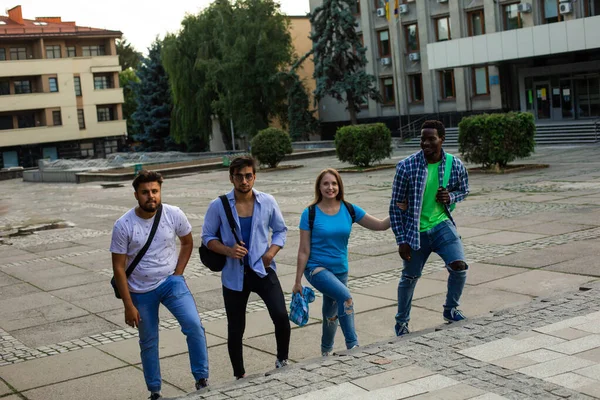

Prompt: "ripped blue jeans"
[305,269,357,353]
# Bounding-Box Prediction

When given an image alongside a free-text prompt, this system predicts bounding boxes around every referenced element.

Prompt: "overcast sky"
[9,0,310,53]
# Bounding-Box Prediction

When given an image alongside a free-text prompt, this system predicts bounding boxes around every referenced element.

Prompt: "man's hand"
[229,242,248,259]
[262,251,275,269]
[292,282,303,296]
[125,304,141,328]
[436,187,450,205]
[399,243,412,261]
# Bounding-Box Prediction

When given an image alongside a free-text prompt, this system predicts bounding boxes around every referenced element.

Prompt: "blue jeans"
[396,220,468,324]
[305,269,358,353]
[130,274,209,393]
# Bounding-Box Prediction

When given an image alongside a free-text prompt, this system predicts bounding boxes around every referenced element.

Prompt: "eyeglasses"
[232,173,254,182]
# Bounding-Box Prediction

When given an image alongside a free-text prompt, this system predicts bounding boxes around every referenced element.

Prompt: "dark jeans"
[222,267,290,377]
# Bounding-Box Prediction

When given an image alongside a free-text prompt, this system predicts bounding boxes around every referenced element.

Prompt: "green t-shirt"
[419,161,449,232]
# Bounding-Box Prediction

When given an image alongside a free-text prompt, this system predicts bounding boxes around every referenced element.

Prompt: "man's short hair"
[132,170,163,191]
[421,120,446,140]
[229,156,256,175]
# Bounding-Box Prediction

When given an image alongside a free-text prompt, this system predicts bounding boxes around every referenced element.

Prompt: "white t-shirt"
[110,203,192,293]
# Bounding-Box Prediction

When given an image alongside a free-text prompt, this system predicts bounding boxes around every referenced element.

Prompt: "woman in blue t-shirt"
[292,168,390,355]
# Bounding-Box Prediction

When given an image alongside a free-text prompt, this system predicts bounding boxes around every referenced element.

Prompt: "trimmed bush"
[458,112,536,169]
[250,127,293,168]
[335,123,392,168]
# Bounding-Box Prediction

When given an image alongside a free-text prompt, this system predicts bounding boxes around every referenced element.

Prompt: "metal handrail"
[595,118,600,143]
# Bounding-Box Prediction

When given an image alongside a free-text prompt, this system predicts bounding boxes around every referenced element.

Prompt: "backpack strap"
[219,195,241,245]
[308,204,316,231]
[343,201,356,223]
[443,153,454,189]
[125,204,163,277]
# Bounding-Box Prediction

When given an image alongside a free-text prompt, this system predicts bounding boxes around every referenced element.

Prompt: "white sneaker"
[321,351,331,357]
[275,359,289,368]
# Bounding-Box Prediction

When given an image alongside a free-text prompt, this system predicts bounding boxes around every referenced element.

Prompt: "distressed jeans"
[305,269,358,353]
[131,274,209,393]
[396,219,468,324]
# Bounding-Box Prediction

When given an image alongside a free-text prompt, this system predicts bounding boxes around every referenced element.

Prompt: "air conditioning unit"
[380,57,392,66]
[559,2,573,14]
[438,0,448,3]
[517,3,532,13]
[376,8,386,17]
[408,52,420,61]
[399,4,409,14]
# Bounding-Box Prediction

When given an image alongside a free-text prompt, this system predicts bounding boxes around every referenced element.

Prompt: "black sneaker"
[195,378,208,390]
[148,393,162,400]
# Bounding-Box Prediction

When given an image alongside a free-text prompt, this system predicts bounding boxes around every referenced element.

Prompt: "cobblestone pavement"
[182,283,600,400]
[1,145,600,399]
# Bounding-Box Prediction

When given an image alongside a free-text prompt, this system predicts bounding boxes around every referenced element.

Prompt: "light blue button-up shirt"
[201,189,287,291]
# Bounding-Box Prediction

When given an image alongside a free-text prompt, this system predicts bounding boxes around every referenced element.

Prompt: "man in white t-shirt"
[111,170,209,400]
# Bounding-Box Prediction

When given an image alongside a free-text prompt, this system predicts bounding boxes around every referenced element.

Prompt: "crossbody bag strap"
[125,204,163,277]
[443,153,454,188]
[219,195,242,245]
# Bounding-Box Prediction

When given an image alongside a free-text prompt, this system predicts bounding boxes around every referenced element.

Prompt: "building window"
[543,0,562,23]
[377,30,391,58]
[97,106,114,122]
[10,48,27,60]
[82,45,105,56]
[503,3,522,30]
[52,110,62,126]
[409,74,423,103]
[46,45,61,59]
[440,70,455,99]
[0,48,5,61]
[585,0,600,16]
[381,77,395,105]
[78,109,86,129]
[405,24,419,52]
[467,10,485,36]
[14,80,31,94]
[17,114,35,128]
[80,142,94,157]
[67,46,76,57]
[435,16,451,42]
[74,76,82,96]
[473,66,489,96]
[0,81,9,95]
[350,0,360,15]
[94,75,112,90]
[374,0,384,8]
[49,77,58,93]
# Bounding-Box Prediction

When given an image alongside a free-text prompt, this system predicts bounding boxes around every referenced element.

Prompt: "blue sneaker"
[443,308,466,322]
[395,322,410,336]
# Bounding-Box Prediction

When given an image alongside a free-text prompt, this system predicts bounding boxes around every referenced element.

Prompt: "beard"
[139,200,160,213]
[235,186,252,194]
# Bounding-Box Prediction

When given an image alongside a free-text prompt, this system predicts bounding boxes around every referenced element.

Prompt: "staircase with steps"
[396,120,599,148]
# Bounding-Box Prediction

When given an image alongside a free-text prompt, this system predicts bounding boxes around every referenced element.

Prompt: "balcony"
[0,55,120,78]
[90,88,124,106]
[426,15,600,70]
[0,92,62,113]
[0,125,71,147]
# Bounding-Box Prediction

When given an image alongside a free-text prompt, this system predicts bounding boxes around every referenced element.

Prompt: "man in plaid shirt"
[389,120,470,336]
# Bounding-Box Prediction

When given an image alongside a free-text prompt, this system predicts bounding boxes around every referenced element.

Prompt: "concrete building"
[309,0,600,135]
[0,5,126,168]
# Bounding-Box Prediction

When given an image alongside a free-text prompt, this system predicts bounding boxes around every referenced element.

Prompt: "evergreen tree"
[281,71,318,141]
[116,38,142,71]
[119,69,139,139]
[132,39,177,151]
[299,0,380,124]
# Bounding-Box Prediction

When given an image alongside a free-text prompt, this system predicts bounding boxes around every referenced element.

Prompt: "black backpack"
[308,201,356,230]
[199,195,241,272]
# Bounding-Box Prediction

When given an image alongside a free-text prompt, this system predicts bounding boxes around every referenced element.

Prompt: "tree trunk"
[348,107,358,125]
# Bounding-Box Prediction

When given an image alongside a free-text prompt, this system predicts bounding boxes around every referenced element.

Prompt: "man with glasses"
[201,156,290,379]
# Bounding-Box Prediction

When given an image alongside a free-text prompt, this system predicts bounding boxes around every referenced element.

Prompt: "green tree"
[119,69,139,138]
[116,38,142,71]
[162,0,293,149]
[298,0,380,124]
[280,71,318,141]
[132,40,177,151]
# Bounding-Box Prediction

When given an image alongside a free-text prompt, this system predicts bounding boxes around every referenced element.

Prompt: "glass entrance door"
[535,83,551,120]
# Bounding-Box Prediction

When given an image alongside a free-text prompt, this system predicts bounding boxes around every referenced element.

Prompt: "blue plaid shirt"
[389,149,469,250]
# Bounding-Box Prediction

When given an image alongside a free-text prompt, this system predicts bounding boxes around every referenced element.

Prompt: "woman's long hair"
[309,168,345,207]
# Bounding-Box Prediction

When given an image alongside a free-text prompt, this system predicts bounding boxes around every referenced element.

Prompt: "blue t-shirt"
[299,203,366,274]
[239,216,252,267]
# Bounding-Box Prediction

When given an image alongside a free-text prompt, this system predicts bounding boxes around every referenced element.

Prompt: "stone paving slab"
[354,278,448,301]
[426,263,525,286]
[0,347,125,391]
[484,245,582,269]
[543,256,600,277]
[480,270,595,298]
[0,380,12,396]
[465,231,548,246]
[21,366,185,400]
